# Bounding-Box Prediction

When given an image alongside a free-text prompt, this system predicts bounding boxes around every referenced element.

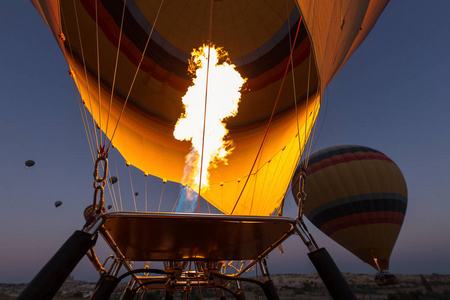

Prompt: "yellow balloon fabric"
[32,0,387,215]
[292,145,407,271]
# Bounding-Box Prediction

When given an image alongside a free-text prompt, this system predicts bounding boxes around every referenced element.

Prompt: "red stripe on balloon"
[307,151,394,175]
[320,211,405,236]
[79,0,191,92]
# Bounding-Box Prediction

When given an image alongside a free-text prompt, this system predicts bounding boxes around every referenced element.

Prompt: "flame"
[175,184,198,213]
[373,257,381,271]
[174,44,246,193]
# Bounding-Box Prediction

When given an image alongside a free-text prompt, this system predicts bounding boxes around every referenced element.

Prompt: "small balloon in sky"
[135,192,139,197]
[54,201,62,208]
[25,160,35,168]
[109,176,118,185]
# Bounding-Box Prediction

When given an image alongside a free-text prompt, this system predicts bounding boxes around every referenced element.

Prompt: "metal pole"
[294,219,356,300]
[121,280,137,300]
[235,281,246,300]
[259,259,280,300]
[90,275,121,300]
[308,248,356,300]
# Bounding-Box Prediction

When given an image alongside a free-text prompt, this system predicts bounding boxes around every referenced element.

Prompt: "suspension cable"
[310,87,329,155]
[197,0,215,212]
[113,148,123,211]
[286,2,303,163]
[107,167,119,211]
[104,0,127,146]
[128,164,137,211]
[59,6,97,166]
[193,263,204,300]
[295,46,313,206]
[230,16,303,215]
[72,0,100,151]
[301,45,313,169]
[206,200,211,214]
[305,90,321,166]
[302,46,312,164]
[60,4,115,217]
[95,0,103,145]
[171,186,183,212]
[158,180,167,212]
[210,269,220,300]
[145,173,148,212]
[70,70,96,165]
[302,0,323,167]
[107,0,165,151]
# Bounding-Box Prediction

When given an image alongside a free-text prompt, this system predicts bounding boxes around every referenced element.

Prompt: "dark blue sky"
[1,1,450,283]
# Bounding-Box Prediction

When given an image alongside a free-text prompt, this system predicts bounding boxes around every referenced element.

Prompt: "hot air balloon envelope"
[292,145,407,271]
[109,176,118,185]
[25,160,35,168]
[32,0,388,215]
[54,201,63,208]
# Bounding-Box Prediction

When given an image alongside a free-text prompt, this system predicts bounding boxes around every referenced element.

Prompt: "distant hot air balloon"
[54,201,63,208]
[25,160,35,168]
[108,205,113,210]
[135,192,139,197]
[292,145,407,272]
[109,176,118,185]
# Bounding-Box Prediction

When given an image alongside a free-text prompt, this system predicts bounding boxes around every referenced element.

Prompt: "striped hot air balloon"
[292,145,407,271]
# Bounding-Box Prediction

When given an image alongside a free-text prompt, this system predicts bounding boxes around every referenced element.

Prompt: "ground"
[1,273,449,299]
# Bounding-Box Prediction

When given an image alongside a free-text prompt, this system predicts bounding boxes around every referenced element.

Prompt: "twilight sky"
[1,1,450,283]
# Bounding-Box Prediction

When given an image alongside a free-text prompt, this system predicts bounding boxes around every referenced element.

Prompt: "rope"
[264,143,296,214]
[210,271,220,300]
[113,148,123,211]
[59,5,97,166]
[61,4,123,215]
[305,90,321,166]
[294,40,317,211]
[265,152,284,213]
[171,187,182,212]
[286,2,303,166]
[255,263,260,300]
[299,54,321,178]
[145,174,148,212]
[249,153,264,214]
[301,45,313,169]
[107,167,119,211]
[104,0,127,146]
[310,88,329,155]
[74,79,96,165]
[301,0,325,168]
[302,46,312,165]
[193,263,204,300]
[107,0,165,151]
[197,0,215,212]
[230,16,303,215]
[158,180,166,212]
[95,0,103,145]
[72,0,100,151]
[128,164,137,211]
[258,159,271,213]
